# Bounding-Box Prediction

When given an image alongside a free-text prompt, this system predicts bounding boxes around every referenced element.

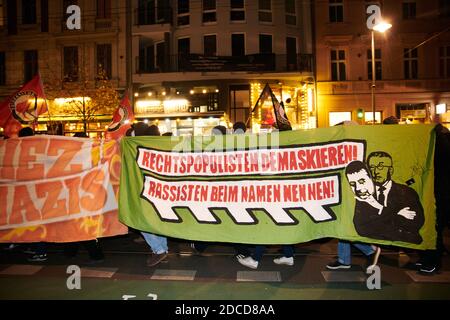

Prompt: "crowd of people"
[1,117,449,275]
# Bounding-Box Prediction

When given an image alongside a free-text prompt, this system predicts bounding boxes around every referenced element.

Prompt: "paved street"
[1,230,450,301]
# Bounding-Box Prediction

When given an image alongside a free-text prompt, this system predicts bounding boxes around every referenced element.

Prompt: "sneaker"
[273,256,294,266]
[4,244,19,251]
[237,256,258,269]
[146,252,168,267]
[28,254,47,262]
[190,243,199,254]
[326,260,351,270]
[23,247,36,255]
[419,264,437,274]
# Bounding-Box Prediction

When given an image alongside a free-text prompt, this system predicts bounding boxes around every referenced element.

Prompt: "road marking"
[237,271,281,282]
[0,264,43,275]
[405,271,450,283]
[321,271,366,282]
[151,269,196,281]
[81,267,118,278]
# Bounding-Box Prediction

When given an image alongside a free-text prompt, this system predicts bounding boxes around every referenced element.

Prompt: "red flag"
[105,93,134,139]
[0,74,48,137]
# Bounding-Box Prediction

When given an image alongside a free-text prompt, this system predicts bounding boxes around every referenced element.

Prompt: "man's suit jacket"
[353,181,425,244]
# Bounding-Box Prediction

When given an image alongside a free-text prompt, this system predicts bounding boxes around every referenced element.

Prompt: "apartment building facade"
[131,0,315,135]
[314,0,450,128]
[0,0,127,136]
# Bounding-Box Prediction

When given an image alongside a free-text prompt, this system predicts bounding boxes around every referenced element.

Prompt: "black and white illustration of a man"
[345,152,424,244]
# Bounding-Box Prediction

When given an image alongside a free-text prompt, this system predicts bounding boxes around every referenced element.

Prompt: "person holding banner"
[133,123,170,267]
[326,161,382,271]
[16,127,50,262]
[63,132,105,264]
[416,124,450,273]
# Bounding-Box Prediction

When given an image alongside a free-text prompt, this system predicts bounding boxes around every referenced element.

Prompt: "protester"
[133,122,170,267]
[324,121,381,273]
[237,123,296,269]
[16,127,50,262]
[416,124,450,273]
[63,132,105,264]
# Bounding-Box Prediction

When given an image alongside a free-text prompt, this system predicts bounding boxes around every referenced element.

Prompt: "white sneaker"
[237,256,258,269]
[273,256,294,266]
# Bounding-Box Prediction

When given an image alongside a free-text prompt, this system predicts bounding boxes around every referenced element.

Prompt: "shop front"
[133,84,227,136]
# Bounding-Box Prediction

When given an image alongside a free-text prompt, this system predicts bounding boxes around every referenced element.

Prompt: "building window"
[329,111,351,126]
[0,52,5,85]
[7,0,17,34]
[230,84,250,125]
[177,37,190,71]
[177,0,189,26]
[329,0,343,23]
[63,46,78,82]
[97,0,111,19]
[41,0,49,32]
[22,0,36,24]
[404,48,418,79]
[402,1,416,20]
[367,48,382,80]
[364,111,382,124]
[258,0,272,23]
[96,44,112,79]
[230,0,245,21]
[0,0,5,27]
[204,35,217,56]
[259,34,272,53]
[331,49,346,81]
[178,37,190,55]
[285,0,296,25]
[24,50,38,82]
[439,46,450,78]
[439,0,450,17]
[286,37,297,70]
[156,42,165,72]
[232,34,245,56]
[202,0,216,23]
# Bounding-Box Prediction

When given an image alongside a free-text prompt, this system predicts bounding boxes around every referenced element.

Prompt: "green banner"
[119,124,436,250]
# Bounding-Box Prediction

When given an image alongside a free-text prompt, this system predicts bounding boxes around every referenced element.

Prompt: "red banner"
[105,93,134,140]
[0,135,128,242]
[0,74,48,137]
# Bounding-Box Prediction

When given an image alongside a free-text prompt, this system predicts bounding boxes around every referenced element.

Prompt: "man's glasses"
[369,164,392,170]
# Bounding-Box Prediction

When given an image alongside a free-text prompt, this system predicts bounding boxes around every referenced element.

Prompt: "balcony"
[135,54,313,74]
[134,7,172,26]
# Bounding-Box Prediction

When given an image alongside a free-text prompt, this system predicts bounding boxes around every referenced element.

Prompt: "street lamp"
[370,21,392,124]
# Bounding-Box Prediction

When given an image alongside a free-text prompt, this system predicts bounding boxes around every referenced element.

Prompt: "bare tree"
[43,62,119,134]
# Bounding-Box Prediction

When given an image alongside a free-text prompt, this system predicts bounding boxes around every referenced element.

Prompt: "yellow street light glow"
[147,92,152,96]
[134,92,139,97]
[373,21,392,32]
[136,100,162,110]
[215,89,219,93]
[54,97,91,104]
[202,89,207,94]
[143,119,149,124]
[190,90,194,94]
[162,91,166,96]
